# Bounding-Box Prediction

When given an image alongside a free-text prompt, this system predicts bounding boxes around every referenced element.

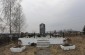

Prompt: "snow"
[10,46,26,52]
[60,45,75,50]
[19,36,65,45]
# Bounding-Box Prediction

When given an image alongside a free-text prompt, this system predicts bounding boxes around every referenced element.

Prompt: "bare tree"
[12,2,25,33]
[0,0,17,34]
[0,0,24,34]
[0,24,6,33]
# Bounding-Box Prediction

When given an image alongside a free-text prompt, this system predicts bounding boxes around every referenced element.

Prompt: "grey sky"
[21,0,85,33]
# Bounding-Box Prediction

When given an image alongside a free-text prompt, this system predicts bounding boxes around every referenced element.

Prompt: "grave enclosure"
[18,37,65,47]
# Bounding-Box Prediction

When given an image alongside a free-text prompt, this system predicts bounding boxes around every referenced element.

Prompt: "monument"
[40,23,45,36]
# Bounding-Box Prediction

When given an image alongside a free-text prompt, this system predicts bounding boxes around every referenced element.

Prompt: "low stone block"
[60,45,75,50]
[10,46,26,52]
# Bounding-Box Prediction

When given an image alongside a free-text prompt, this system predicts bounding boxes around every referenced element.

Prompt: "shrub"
[31,43,37,46]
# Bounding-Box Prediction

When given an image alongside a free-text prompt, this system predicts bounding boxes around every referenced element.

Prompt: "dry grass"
[0,35,85,55]
[50,35,85,55]
[0,44,37,55]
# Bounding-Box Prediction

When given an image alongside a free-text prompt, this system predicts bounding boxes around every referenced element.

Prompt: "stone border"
[10,46,26,52]
[60,45,75,50]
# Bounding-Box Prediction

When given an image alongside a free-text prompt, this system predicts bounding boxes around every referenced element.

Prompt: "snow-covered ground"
[19,36,65,45]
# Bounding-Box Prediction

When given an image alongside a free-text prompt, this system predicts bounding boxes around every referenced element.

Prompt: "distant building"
[40,23,45,35]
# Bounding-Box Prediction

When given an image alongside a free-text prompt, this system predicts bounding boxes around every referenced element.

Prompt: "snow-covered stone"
[18,37,65,45]
[10,46,26,52]
[60,45,75,50]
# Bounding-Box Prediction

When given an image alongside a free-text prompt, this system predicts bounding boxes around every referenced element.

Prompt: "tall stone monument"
[40,23,45,36]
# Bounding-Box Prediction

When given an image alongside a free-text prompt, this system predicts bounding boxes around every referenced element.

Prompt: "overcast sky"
[21,0,85,33]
